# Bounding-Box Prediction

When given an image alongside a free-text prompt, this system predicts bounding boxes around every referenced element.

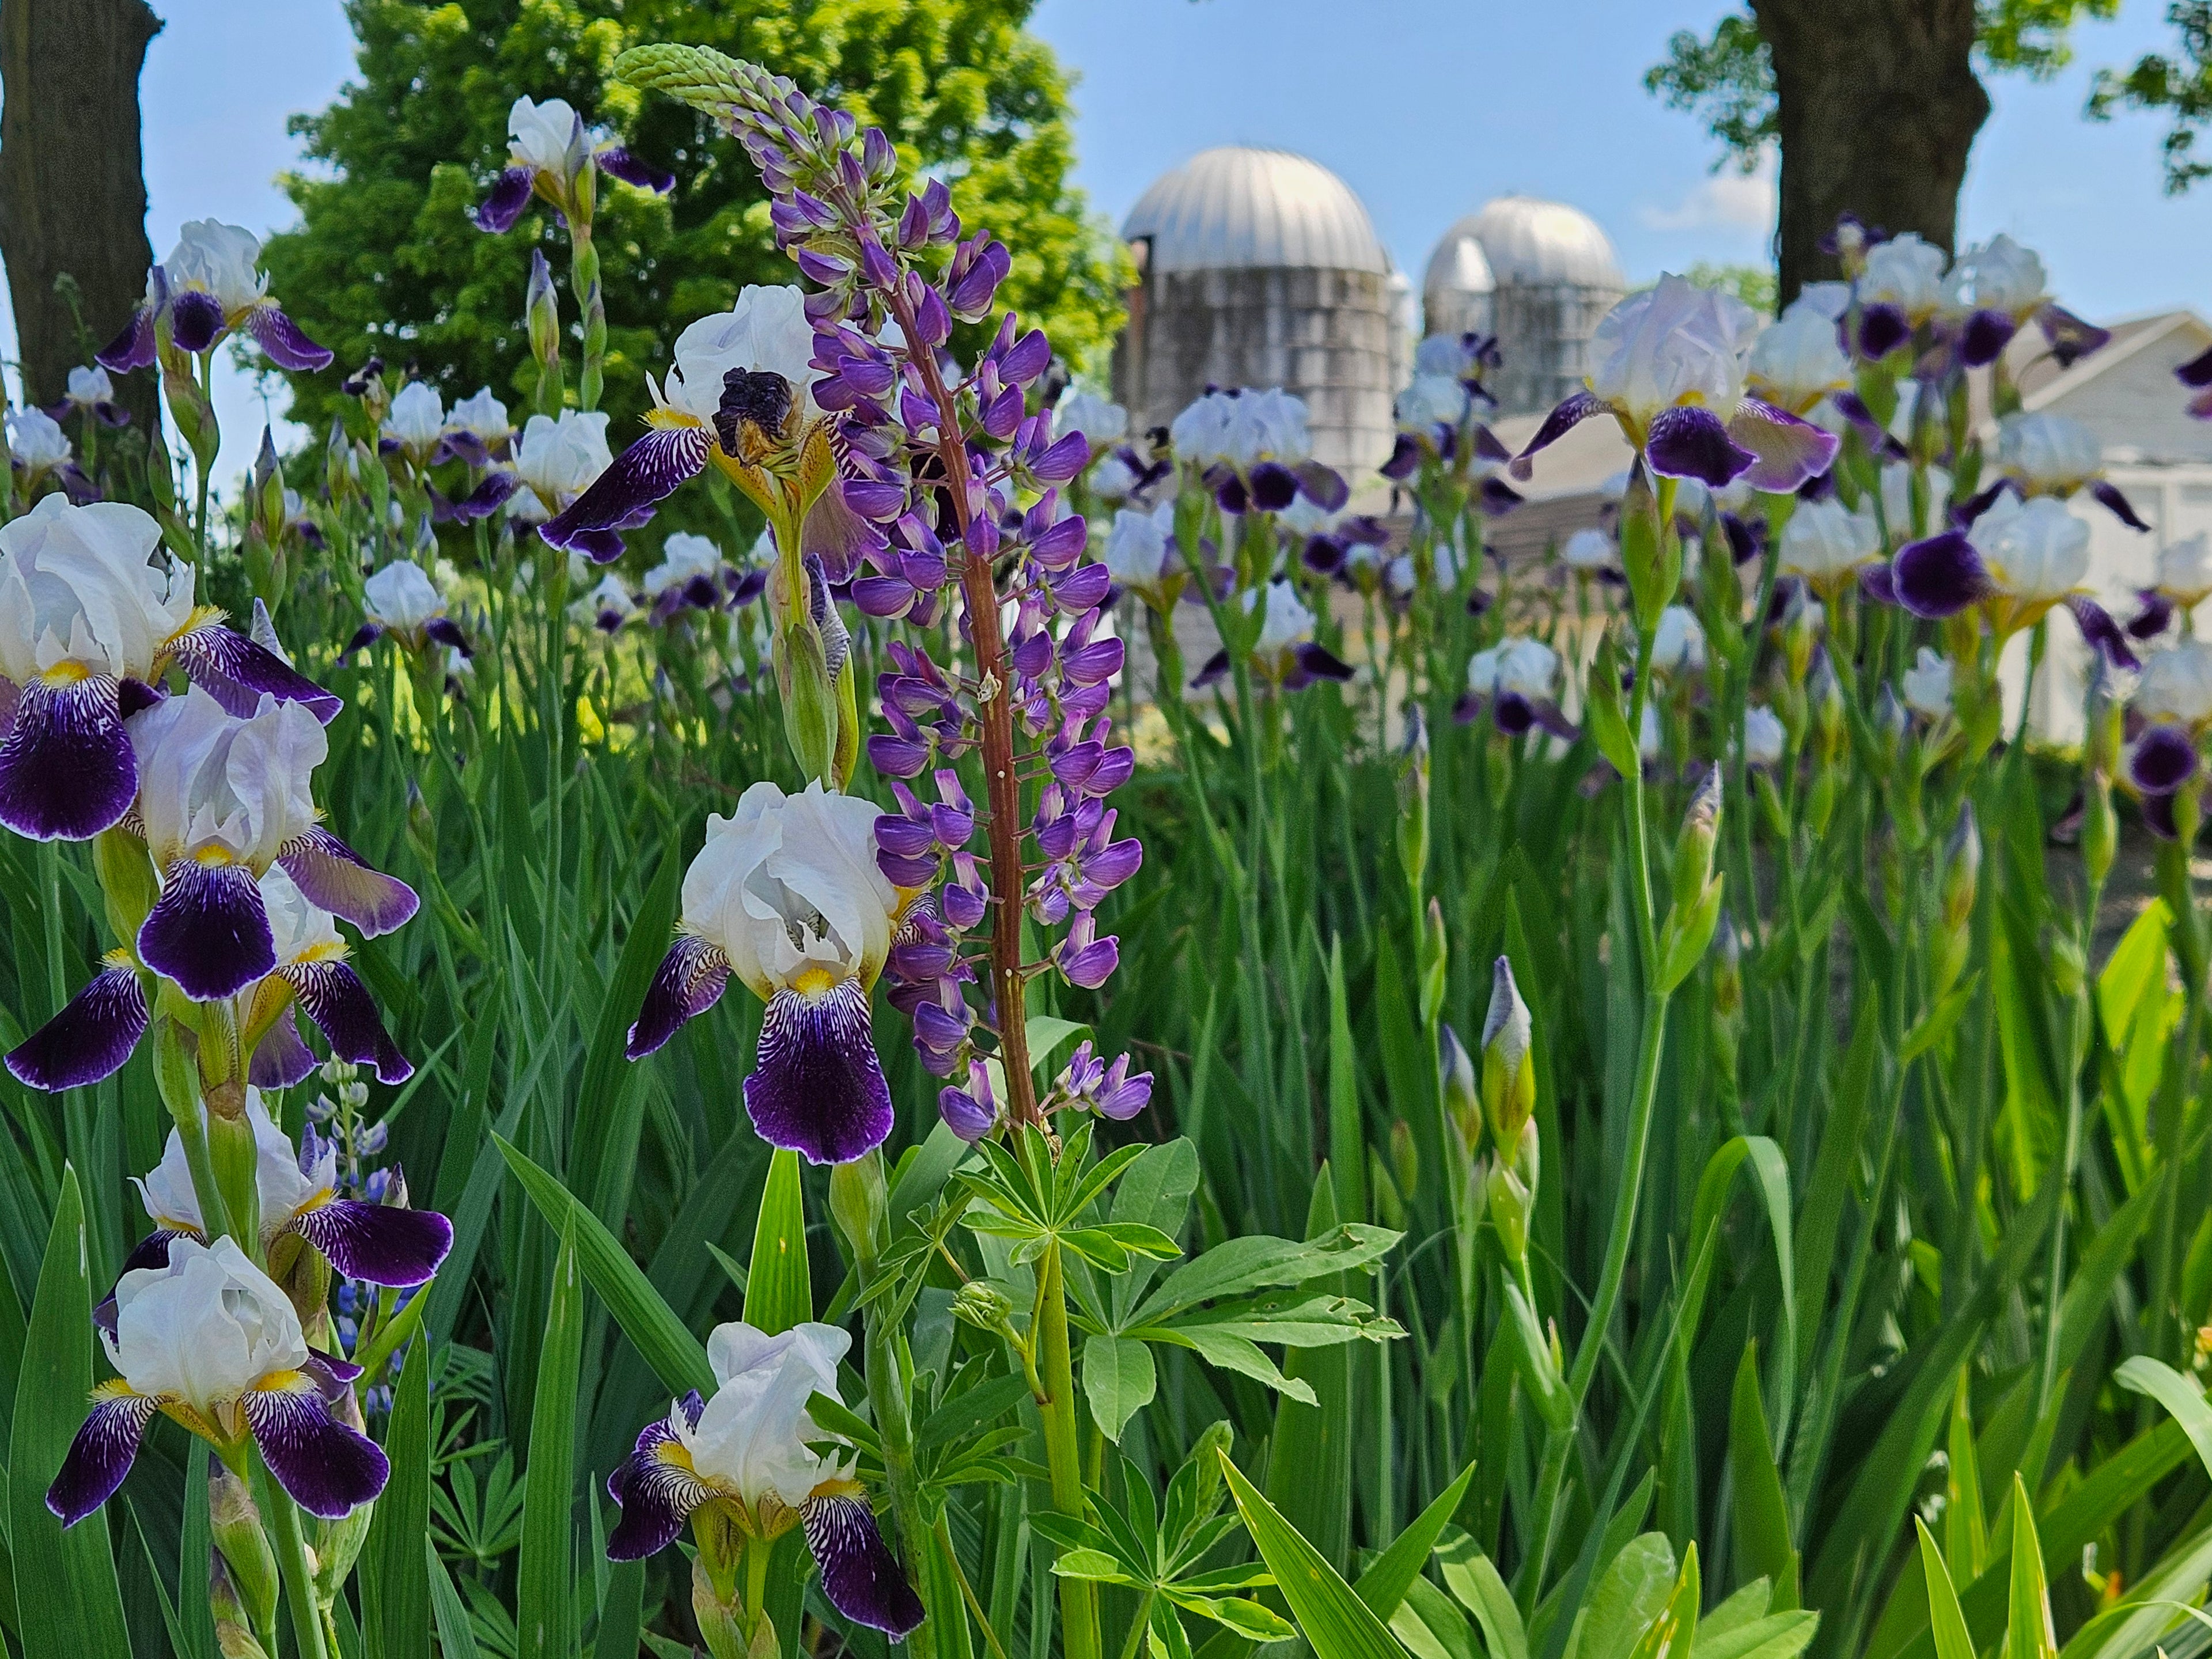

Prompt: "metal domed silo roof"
[1121,146,1389,276]
[1421,228,1496,303]
[1444,195,1626,290]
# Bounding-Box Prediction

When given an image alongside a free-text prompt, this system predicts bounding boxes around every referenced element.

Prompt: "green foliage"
[261,0,1129,444]
[2089,2,2212,191]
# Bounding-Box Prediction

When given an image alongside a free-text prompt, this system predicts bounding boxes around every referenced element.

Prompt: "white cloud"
[1641,146,1777,233]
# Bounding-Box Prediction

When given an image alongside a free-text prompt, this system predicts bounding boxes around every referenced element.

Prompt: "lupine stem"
[886,289,1039,1124]
[254,1461,330,1659]
[1034,1238,1101,1659]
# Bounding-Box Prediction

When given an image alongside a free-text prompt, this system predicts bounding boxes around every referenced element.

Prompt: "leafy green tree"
[2089,3,2212,192]
[261,0,1128,446]
[1645,2,2117,301]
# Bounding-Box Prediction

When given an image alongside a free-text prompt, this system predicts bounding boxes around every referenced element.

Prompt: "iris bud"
[210,1463,279,1646]
[211,1554,272,1659]
[1440,1022,1479,1150]
[828,1147,889,1271]
[2050,931,2086,1001]
[1420,897,1448,1028]
[1940,806,1980,933]
[1480,957,1536,1147]
[1671,768,1724,916]
[1390,1119,1421,1205]
[2084,774,2117,891]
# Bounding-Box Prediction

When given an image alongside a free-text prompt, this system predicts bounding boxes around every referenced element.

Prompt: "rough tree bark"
[1752,0,1990,304]
[0,0,162,415]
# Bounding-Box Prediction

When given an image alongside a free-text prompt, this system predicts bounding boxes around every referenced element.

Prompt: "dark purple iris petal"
[276,828,419,937]
[2038,305,2109,369]
[2130,591,2176,640]
[0,674,137,841]
[1533,702,1581,740]
[278,959,412,1083]
[539,425,711,562]
[450,469,521,522]
[425,616,472,657]
[1287,642,1355,690]
[245,305,333,372]
[1646,406,1756,488]
[46,1391,158,1525]
[1510,390,1605,481]
[1479,476,1525,516]
[1211,472,1248,514]
[94,1233,178,1343]
[744,980,895,1164]
[1951,479,2013,529]
[1248,461,1298,513]
[2179,343,2212,389]
[2144,787,2183,840]
[168,290,226,354]
[1858,303,1910,361]
[300,1351,365,1400]
[473,166,535,233]
[244,1382,389,1518]
[249,1010,318,1089]
[1191,649,1231,690]
[97,304,157,374]
[1959,309,2016,369]
[594,145,675,192]
[1891,531,1993,619]
[1294,461,1349,511]
[1452,691,1483,726]
[1859,563,1898,606]
[2130,724,2199,795]
[804,1494,926,1637]
[605,1417,709,1560]
[1380,434,1421,481]
[1726,397,1840,493]
[2065,596,2139,671]
[5,959,147,1091]
[626,935,732,1060]
[139,861,276,1002]
[166,624,342,724]
[1493,692,1535,736]
[289,1196,452,1288]
[2092,479,2152,532]
[338,622,384,664]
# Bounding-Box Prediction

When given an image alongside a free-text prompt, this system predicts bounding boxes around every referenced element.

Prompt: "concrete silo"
[1112,146,1396,477]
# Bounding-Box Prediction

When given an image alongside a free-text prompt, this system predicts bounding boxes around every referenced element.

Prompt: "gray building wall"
[1490,283,1623,417]
[1112,263,1397,478]
[2051,343,2212,465]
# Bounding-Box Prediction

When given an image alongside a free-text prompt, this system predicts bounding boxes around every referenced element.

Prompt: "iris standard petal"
[539,425,711,562]
[1891,531,1995,619]
[46,1387,159,1525]
[138,861,276,1002]
[803,1492,927,1636]
[287,1194,453,1288]
[605,1417,711,1560]
[626,935,733,1060]
[276,958,412,1083]
[1645,406,1756,488]
[5,957,148,1091]
[0,675,137,841]
[275,827,419,936]
[244,1376,389,1518]
[166,624,342,724]
[744,980,896,1165]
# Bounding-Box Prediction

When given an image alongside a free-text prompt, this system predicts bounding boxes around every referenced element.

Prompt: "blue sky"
[4,0,2206,488]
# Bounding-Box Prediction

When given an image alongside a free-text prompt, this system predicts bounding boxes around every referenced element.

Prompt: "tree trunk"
[0,0,162,415]
[1752,0,1989,305]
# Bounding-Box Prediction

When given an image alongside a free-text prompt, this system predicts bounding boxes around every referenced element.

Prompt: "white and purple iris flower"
[343,560,471,660]
[8,407,93,502]
[627,781,913,1165]
[571,575,640,633]
[1743,705,1787,769]
[116,1089,450,1298]
[2124,640,2212,835]
[506,409,615,524]
[128,686,416,1002]
[1457,637,1574,737]
[1745,298,1852,418]
[643,532,753,623]
[1991,411,2150,532]
[472,94,675,232]
[7,862,411,1094]
[99,221,331,373]
[1778,495,1883,599]
[1902,648,1955,721]
[1887,491,2136,668]
[1192,580,1354,692]
[46,364,130,429]
[1512,275,1839,494]
[47,1236,387,1527]
[1171,388,1347,514]
[2128,532,2212,641]
[1851,233,1948,361]
[1939,234,2109,369]
[605,1320,924,1635]
[1101,501,1180,607]
[0,498,339,842]
[537,286,862,565]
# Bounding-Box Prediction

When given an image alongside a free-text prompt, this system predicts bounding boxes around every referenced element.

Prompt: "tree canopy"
[261,0,1130,444]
